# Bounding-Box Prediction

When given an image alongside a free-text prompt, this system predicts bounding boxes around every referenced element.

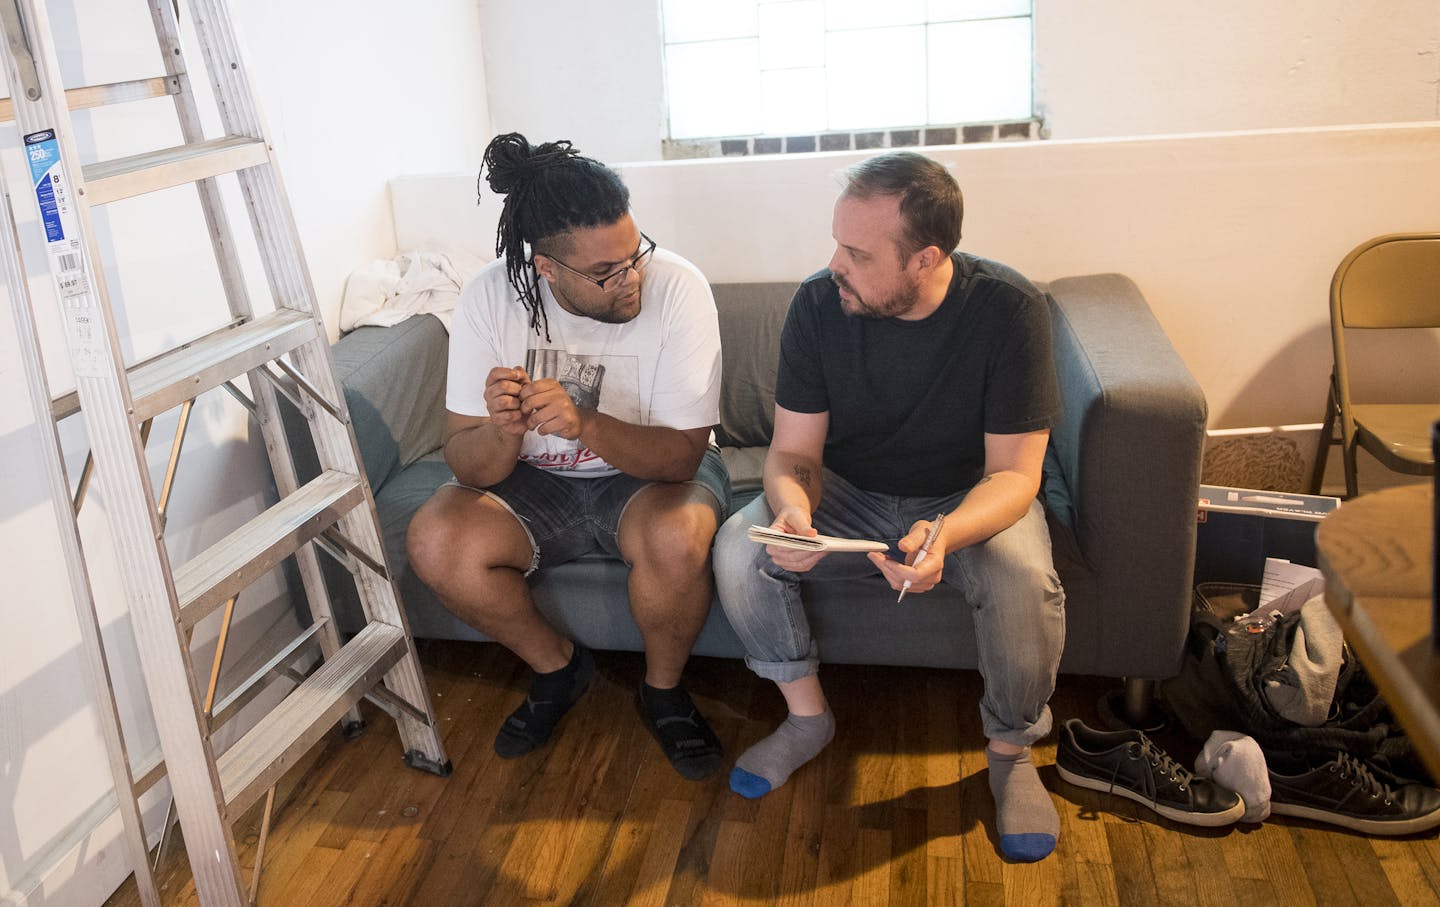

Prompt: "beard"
[832,273,920,319]
[552,281,642,324]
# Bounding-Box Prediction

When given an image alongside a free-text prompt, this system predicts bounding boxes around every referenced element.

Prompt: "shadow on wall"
[0,416,269,528]
[1205,322,1440,493]
[0,612,159,904]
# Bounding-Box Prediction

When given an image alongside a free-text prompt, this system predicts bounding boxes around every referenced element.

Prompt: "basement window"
[661,0,1037,156]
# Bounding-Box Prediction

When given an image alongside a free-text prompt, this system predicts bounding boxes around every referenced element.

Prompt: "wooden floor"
[106,640,1440,906]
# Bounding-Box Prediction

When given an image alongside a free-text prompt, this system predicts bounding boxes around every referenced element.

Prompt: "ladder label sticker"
[61,296,107,378]
[23,129,91,301]
[26,130,104,376]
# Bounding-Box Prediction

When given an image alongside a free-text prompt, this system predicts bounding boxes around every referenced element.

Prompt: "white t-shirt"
[447,248,722,478]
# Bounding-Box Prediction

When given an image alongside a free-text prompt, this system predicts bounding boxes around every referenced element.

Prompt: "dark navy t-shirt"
[775,251,1060,497]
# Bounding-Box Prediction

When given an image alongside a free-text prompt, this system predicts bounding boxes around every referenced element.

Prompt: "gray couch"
[291,274,1206,691]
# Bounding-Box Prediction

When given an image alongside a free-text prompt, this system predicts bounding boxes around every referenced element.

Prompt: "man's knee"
[713,509,753,567]
[406,491,528,588]
[623,488,719,572]
[968,547,1061,602]
[406,498,457,586]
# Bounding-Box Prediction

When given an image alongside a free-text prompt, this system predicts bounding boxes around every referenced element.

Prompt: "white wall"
[394,122,1440,468]
[478,0,665,164]
[1035,2,1440,139]
[478,0,1440,163]
[0,2,489,904]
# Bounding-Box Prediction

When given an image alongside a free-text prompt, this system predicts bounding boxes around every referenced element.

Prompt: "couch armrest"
[282,314,449,492]
[338,315,449,490]
[1046,274,1207,678]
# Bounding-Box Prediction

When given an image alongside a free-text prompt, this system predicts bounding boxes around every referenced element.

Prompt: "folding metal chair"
[1311,233,1440,498]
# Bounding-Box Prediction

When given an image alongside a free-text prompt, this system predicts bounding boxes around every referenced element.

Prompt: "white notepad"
[746,525,888,553]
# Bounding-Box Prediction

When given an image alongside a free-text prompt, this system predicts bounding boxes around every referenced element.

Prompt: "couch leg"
[1095,677,1167,734]
[1123,677,1155,725]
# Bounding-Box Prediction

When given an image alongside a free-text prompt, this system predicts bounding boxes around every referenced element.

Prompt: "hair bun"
[481,132,581,196]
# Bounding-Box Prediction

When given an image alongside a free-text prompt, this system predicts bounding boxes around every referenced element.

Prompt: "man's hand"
[868,517,947,595]
[766,504,828,573]
[519,378,588,440]
[483,366,530,436]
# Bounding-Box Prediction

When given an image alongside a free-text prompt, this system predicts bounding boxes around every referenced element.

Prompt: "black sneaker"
[494,643,595,758]
[1268,752,1440,835]
[636,684,725,781]
[1056,718,1245,827]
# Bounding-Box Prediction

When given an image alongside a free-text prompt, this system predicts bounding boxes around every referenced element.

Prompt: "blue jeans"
[713,468,1065,747]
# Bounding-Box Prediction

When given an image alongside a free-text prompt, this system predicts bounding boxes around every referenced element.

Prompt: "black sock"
[493,643,594,759]
[637,682,724,781]
[532,644,589,700]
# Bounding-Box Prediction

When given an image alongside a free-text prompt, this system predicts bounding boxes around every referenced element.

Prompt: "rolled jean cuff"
[981,703,1053,749]
[744,647,820,684]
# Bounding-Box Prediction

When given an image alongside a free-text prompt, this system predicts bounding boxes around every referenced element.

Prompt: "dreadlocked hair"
[478,132,631,340]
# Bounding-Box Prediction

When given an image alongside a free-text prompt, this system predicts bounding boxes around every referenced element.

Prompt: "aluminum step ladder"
[0,2,450,904]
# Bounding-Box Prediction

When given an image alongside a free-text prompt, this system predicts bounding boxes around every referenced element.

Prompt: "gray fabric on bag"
[1263,594,1345,727]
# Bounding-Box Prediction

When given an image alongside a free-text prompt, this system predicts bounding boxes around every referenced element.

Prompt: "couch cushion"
[712,282,793,447]
[719,445,768,504]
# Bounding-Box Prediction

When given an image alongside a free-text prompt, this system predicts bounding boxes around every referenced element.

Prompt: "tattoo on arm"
[792,464,814,489]
[975,475,993,487]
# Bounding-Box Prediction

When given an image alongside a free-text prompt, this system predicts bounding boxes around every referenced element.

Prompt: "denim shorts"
[451,446,730,575]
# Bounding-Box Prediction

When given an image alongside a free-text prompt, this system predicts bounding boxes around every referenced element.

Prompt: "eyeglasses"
[537,233,656,291]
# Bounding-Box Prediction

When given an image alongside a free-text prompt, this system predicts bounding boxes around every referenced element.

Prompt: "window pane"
[759,1,825,69]
[825,0,925,31]
[666,39,762,138]
[761,67,827,134]
[927,0,1030,22]
[826,27,926,130]
[927,18,1032,123]
[663,0,757,44]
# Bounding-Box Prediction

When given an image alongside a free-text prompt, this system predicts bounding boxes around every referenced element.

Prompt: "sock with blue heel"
[987,745,1059,861]
[729,710,835,798]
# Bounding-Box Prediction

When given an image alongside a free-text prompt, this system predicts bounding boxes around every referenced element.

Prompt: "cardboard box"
[1194,484,1341,586]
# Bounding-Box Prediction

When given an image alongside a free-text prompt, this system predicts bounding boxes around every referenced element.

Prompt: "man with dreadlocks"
[407,133,728,780]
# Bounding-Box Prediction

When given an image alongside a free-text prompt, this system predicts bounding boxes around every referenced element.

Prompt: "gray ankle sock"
[729,710,836,798]
[987,747,1059,862]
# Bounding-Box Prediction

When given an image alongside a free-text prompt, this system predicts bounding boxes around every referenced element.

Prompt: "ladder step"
[0,76,180,123]
[82,135,269,205]
[175,470,365,629]
[218,622,407,819]
[52,309,316,422]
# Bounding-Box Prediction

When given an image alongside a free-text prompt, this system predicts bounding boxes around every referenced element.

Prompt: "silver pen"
[897,513,946,603]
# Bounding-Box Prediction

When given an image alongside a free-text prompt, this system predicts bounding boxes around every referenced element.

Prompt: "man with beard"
[713,151,1066,861]
[407,133,728,780]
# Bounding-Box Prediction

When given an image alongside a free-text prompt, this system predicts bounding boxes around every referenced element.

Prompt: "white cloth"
[339,248,488,333]
[447,248,722,478]
[1195,730,1271,822]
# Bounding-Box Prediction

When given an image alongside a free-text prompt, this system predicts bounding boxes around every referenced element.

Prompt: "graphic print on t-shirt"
[523,347,642,474]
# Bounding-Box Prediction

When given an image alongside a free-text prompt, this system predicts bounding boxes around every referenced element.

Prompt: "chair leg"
[1342,440,1360,499]
[1309,380,1338,494]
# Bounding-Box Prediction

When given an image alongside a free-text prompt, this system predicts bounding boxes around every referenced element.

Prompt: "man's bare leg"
[617,483,724,779]
[408,485,593,756]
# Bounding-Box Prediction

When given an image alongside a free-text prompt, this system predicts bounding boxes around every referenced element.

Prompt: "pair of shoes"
[636,685,725,781]
[1268,751,1440,835]
[494,643,595,758]
[1056,719,1245,826]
